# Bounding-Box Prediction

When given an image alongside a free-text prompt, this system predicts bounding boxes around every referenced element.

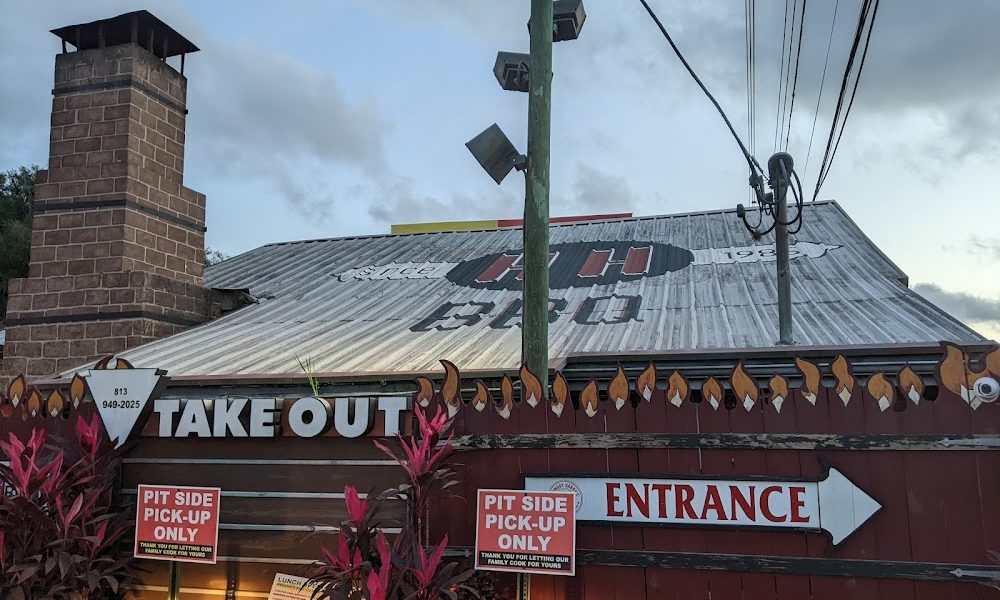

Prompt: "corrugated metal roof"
[95,201,983,376]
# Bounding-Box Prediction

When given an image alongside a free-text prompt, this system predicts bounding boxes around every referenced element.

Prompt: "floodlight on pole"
[465,124,526,185]
[527,0,587,42]
[494,52,531,92]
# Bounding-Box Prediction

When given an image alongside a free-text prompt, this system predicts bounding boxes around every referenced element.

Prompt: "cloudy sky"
[1,1,998,340]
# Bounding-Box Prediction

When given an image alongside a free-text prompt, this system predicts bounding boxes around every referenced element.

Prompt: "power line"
[744,0,758,202]
[778,0,800,153]
[826,0,880,178]
[750,0,758,160]
[638,0,764,176]
[783,0,808,151]
[774,0,792,154]
[802,0,840,180]
[812,0,880,201]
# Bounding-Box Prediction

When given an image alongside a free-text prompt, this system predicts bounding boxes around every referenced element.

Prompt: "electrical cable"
[823,0,880,186]
[778,0,796,153]
[802,0,840,180]
[783,0,808,152]
[774,0,792,154]
[638,0,765,178]
[750,0,757,161]
[812,0,879,201]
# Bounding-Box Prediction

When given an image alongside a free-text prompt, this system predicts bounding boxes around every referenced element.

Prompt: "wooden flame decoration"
[439,360,462,417]
[46,389,66,418]
[897,365,924,405]
[414,376,435,408]
[95,355,134,370]
[519,364,544,408]
[607,367,630,411]
[795,358,822,405]
[938,343,971,405]
[26,388,42,418]
[986,348,1000,377]
[769,375,789,414]
[551,371,570,417]
[401,347,998,425]
[636,363,657,402]
[666,371,689,408]
[867,373,895,412]
[7,375,26,408]
[472,380,491,412]
[831,356,855,406]
[581,379,600,418]
[702,377,723,411]
[497,375,514,420]
[730,362,758,412]
[70,374,88,408]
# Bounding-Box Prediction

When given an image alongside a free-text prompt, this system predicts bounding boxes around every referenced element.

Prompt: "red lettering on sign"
[699,485,729,521]
[675,484,697,519]
[578,246,653,278]
[789,486,809,523]
[730,485,756,520]
[625,483,651,518]
[651,483,672,518]
[606,483,624,517]
[760,486,787,523]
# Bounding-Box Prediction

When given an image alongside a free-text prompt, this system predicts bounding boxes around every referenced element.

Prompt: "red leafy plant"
[309,406,475,599]
[0,415,136,599]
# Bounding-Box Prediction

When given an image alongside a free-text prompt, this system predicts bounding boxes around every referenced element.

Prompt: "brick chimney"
[2,11,215,380]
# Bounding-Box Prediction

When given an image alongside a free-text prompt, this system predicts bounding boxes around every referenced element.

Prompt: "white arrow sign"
[525,468,879,545]
[81,368,165,448]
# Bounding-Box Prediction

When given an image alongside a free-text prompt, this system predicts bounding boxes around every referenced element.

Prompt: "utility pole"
[523,0,553,391]
[775,187,792,344]
[767,152,793,345]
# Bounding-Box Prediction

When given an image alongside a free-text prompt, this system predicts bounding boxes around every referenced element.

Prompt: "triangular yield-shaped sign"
[817,468,882,545]
[81,368,165,448]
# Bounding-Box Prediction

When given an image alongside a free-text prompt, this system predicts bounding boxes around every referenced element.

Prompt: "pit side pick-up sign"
[475,489,575,576]
[525,468,880,545]
[135,484,221,564]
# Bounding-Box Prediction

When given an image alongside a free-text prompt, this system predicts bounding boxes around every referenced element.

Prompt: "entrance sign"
[475,489,575,576]
[81,367,164,448]
[525,468,879,545]
[135,484,221,564]
[267,573,318,599]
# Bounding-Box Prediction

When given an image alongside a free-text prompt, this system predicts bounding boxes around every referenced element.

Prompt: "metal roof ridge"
[249,200,840,250]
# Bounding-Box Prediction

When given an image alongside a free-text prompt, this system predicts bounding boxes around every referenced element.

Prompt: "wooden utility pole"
[524,0,553,393]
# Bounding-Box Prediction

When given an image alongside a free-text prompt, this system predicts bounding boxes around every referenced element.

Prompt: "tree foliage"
[205,247,232,268]
[0,166,37,318]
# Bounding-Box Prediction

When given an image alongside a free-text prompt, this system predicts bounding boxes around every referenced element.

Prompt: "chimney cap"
[51,10,199,58]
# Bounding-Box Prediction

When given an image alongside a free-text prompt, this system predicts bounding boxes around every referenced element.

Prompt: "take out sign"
[475,489,576,576]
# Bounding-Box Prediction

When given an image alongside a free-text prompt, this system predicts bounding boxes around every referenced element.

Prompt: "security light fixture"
[527,0,587,42]
[494,51,530,92]
[465,124,526,185]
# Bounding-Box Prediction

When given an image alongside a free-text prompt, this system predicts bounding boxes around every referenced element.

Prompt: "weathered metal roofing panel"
[96,201,983,377]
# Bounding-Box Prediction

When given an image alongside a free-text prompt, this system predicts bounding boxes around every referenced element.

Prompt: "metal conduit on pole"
[523,0,553,394]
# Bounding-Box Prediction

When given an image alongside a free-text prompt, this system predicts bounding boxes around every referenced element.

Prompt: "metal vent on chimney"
[50,10,199,62]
